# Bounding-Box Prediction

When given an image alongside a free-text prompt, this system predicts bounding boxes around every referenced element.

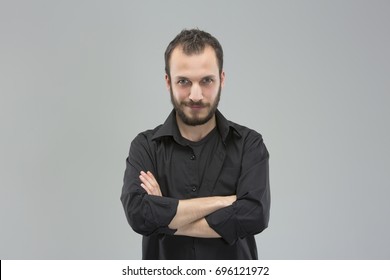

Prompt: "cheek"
[172,86,189,98]
[203,85,219,98]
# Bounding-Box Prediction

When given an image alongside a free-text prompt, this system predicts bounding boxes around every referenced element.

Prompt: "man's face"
[166,45,225,126]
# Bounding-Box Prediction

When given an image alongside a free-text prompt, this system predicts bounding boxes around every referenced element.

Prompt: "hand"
[139,171,162,196]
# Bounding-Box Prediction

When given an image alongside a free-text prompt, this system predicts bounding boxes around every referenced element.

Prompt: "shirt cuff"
[144,194,179,234]
[205,207,243,245]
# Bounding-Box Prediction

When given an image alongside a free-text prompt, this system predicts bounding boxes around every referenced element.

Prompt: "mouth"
[183,101,207,110]
[188,105,204,110]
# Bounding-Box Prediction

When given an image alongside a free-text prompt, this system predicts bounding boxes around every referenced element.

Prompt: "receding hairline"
[168,44,219,68]
[164,29,224,77]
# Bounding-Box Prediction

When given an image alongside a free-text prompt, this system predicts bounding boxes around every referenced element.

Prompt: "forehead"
[169,45,219,78]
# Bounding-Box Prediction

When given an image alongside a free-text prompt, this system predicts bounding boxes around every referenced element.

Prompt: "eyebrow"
[174,75,217,80]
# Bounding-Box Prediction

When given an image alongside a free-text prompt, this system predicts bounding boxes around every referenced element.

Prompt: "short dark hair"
[164,28,224,77]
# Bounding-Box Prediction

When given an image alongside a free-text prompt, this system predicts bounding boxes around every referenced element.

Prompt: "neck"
[176,114,216,142]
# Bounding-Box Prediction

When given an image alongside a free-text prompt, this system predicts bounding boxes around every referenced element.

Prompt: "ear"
[165,74,171,90]
[220,71,226,88]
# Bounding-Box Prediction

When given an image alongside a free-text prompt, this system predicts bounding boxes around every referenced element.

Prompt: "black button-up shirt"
[121,110,270,259]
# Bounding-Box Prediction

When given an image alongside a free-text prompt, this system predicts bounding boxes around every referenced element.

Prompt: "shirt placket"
[186,146,199,198]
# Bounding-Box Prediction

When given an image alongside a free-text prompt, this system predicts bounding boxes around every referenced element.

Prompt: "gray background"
[1,0,389,259]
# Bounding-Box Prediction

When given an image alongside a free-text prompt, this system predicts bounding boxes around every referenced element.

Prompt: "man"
[121,29,270,259]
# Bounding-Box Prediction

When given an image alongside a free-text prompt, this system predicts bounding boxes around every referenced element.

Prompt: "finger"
[147,171,156,181]
[139,173,151,185]
[140,183,152,195]
[140,174,160,196]
[140,176,157,195]
[140,174,154,192]
[140,171,162,196]
[145,171,162,196]
[140,171,156,187]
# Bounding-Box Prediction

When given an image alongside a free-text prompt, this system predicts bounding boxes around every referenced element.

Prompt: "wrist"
[219,195,236,208]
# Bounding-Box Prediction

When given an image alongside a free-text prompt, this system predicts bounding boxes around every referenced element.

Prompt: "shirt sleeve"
[205,131,270,245]
[120,133,178,236]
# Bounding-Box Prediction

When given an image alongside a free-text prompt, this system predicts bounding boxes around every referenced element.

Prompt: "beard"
[170,85,221,126]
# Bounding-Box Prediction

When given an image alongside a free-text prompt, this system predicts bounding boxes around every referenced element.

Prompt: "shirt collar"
[151,109,242,145]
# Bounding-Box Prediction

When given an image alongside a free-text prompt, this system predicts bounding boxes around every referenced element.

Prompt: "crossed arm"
[139,171,236,238]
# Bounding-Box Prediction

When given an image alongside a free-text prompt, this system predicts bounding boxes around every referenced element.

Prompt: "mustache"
[182,101,209,107]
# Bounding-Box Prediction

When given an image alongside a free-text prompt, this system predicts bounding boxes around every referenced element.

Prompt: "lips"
[184,101,206,108]
[189,105,204,109]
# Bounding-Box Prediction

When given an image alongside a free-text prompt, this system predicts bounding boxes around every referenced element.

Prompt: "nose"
[189,83,203,102]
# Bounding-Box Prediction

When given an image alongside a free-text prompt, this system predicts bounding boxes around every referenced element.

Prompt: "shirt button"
[192,186,197,192]
[190,154,196,160]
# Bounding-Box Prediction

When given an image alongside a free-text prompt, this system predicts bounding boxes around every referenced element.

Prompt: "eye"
[177,79,190,86]
[201,77,214,85]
